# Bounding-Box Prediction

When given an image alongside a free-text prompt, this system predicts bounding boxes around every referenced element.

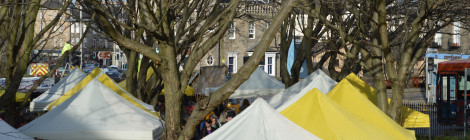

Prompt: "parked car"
[100,68,110,72]
[105,71,123,82]
[108,65,119,72]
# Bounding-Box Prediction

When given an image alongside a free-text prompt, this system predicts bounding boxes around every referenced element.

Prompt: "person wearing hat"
[200,118,217,138]
[220,110,236,126]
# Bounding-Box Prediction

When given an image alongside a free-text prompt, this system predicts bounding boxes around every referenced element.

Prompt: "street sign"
[98,51,111,59]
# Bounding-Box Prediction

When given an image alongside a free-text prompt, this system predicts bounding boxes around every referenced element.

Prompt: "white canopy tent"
[201,68,285,99]
[29,68,87,111]
[203,98,321,140]
[268,70,337,110]
[230,68,285,98]
[19,79,163,140]
[0,119,33,140]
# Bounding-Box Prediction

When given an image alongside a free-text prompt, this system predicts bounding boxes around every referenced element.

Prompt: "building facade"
[198,1,283,77]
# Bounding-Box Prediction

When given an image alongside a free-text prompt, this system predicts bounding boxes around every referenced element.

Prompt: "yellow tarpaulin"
[280,88,398,140]
[48,68,159,118]
[0,90,28,102]
[327,79,415,139]
[344,73,430,128]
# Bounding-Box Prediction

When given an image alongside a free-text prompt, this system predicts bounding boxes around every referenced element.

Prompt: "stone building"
[34,0,72,64]
[199,1,283,77]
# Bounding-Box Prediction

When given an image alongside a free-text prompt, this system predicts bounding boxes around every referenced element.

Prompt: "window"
[60,26,63,32]
[453,21,461,46]
[228,22,235,39]
[54,11,57,17]
[267,57,273,75]
[83,24,87,32]
[83,39,87,47]
[434,32,442,46]
[71,23,75,33]
[71,38,75,44]
[247,52,276,76]
[207,55,214,66]
[40,12,43,19]
[75,23,80,33]
[227,52,238,73]
[249,21,255,39]
[76,38,80,44]
[54,39,57,47]
[266,22,269,29]
[93,39,97,46]
[434,21,442,46]
[295,36,302,44]
[265,53,276,76]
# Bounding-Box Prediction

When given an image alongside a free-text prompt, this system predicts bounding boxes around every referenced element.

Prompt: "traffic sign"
[98,51,111,59]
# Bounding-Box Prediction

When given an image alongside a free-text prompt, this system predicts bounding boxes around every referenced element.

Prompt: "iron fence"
[403,102,466,137]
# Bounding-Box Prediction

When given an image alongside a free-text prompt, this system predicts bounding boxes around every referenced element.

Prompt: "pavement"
[386,88,427,103]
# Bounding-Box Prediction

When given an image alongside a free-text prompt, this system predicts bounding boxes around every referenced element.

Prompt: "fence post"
[428,104,431,140]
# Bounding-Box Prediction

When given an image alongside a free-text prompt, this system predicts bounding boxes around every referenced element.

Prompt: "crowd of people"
[165,96,252,140]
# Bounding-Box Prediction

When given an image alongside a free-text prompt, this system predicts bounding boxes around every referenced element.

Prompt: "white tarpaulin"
[45,68,155,113]
[19,79,163,140]
[0,119,33,140]
[200,68,285,99]
[203,98,321,140]
[30,68,87,111]
[0,77,54,92]
[230,68,285,98]
[268,70,337,110]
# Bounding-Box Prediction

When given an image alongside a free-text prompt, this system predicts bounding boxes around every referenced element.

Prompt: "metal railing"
[403,102,466,137]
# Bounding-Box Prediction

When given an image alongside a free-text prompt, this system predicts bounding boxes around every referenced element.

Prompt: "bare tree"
[80,0,299,139]
[0,0,74,125]
[305,0,464,122]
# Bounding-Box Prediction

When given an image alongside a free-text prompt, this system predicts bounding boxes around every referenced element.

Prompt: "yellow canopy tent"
[0,90,28,102]
[117,68,194,96]
[343,73,430,128]
[280,88,398,140]
[327,79,415,139]
[48,68,159,118]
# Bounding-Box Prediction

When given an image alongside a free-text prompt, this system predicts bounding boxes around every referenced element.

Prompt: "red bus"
[437,60,470,125]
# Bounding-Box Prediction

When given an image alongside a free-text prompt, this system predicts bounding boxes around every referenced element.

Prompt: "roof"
[41,0,64,9]
[19,78,163,139]
[268,69,337,110]
[47,68,157,116]
[437,59,470,72]
[280,88,400,139]
[229,68,285,98]
[203,98,320,140]
[247,41,278,52]
[30,68,87,111]
[0,119,34,140]
[342,73,430,128]
[327,76,416,139]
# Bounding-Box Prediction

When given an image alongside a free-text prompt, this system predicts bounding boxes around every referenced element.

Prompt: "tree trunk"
[137,56,150,100]
[180,0,299,139]
[159,43,183,140]
[279,18,295,87]
[126,51,138,96]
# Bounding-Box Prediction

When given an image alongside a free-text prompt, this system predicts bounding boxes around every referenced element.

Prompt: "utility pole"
[79,5,83,69]
[465,68,469,137]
